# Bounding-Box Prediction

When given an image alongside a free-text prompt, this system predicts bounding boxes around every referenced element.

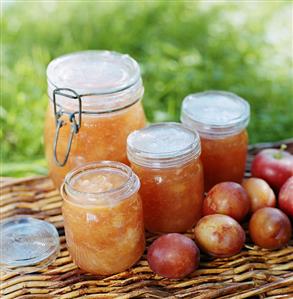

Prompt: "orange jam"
[61,162,145,275]
[45,51,146,188]
[201,130,248,191]
[127,123,204,233]
[45,102,145,188]
[181,91,250,191]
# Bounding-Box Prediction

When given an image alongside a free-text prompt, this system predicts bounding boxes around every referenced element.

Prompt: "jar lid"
[47,51,143,113]
[47,50,140,95]
[127,122,201,168]
[181,91,250,137]
[0,216,60,274]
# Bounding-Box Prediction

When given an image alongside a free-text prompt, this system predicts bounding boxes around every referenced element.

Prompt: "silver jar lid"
[0,216,60,274]
[181,91,250,138]
[47,50,143,112]
[127,122,201,168]
[47,50,140,94]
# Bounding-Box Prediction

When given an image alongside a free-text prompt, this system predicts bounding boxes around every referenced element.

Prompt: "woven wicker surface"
[1,139,293,299]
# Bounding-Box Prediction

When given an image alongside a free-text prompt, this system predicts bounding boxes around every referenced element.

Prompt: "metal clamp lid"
[47,51,144,167]
[53,88,82,167]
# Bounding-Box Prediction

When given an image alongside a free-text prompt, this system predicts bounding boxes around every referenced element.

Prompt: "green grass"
[1,1,293,177]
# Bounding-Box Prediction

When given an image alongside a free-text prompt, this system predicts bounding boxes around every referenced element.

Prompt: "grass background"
[1,1,293,177]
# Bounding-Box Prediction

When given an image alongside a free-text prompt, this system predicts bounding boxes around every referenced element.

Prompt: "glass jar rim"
[181,90,250,137]
[127,122,201,168]
[62,161,140,206]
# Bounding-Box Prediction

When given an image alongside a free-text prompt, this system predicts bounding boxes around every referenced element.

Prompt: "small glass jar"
[61,161,145,275]
[45,51,146,188]
[127,123,204,233]
[181,91,250,191]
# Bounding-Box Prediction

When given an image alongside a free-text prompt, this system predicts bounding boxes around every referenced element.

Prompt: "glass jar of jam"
[181,91,250,191]
[45,51,146,188]
[127,123,204,233]
[61,161,145,275]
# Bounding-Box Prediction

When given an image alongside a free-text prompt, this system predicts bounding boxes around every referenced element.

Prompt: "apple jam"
[61,161,145,275]
[127,123,204,233]
[45,51,146,188]
[181,91,250,191]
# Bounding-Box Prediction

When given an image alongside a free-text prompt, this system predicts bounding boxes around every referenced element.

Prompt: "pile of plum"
[147,146,293,279]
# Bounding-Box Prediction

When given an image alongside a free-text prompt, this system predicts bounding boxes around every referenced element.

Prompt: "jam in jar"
[181,91,250,191]
[127,123,204,233]
[61,161,145,275]
[45,51,146,188]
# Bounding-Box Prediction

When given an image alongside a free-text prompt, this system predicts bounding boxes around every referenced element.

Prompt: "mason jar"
[127,123,204,233]
[61,161,145,275]
[181,91,250,191]
[45,51,146,188]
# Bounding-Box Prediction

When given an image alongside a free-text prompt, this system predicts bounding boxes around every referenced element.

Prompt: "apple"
[251,145,293,191]
[278,176,293,217]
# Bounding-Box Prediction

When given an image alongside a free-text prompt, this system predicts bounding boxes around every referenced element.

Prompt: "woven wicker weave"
[1,139,293,299]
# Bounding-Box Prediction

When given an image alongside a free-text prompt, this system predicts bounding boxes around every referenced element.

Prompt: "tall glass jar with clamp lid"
[45,51,146,188]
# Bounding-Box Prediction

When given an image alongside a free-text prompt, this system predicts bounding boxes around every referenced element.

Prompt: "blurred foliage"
[1,1,293,177]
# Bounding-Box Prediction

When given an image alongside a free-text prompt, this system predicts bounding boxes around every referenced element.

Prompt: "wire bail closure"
[52,88,82,167]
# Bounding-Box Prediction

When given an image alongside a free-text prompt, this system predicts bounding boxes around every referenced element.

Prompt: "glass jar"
[45,51,146,188]
[61,161,145,275]
[181,91,250,191]
[127,123,204,233]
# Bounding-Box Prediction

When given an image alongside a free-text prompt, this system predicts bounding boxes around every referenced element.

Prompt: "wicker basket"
[1,139,293,299]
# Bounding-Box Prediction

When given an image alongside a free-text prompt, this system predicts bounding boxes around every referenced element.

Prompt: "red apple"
[278,176,293,217]
[251,146,293,191]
